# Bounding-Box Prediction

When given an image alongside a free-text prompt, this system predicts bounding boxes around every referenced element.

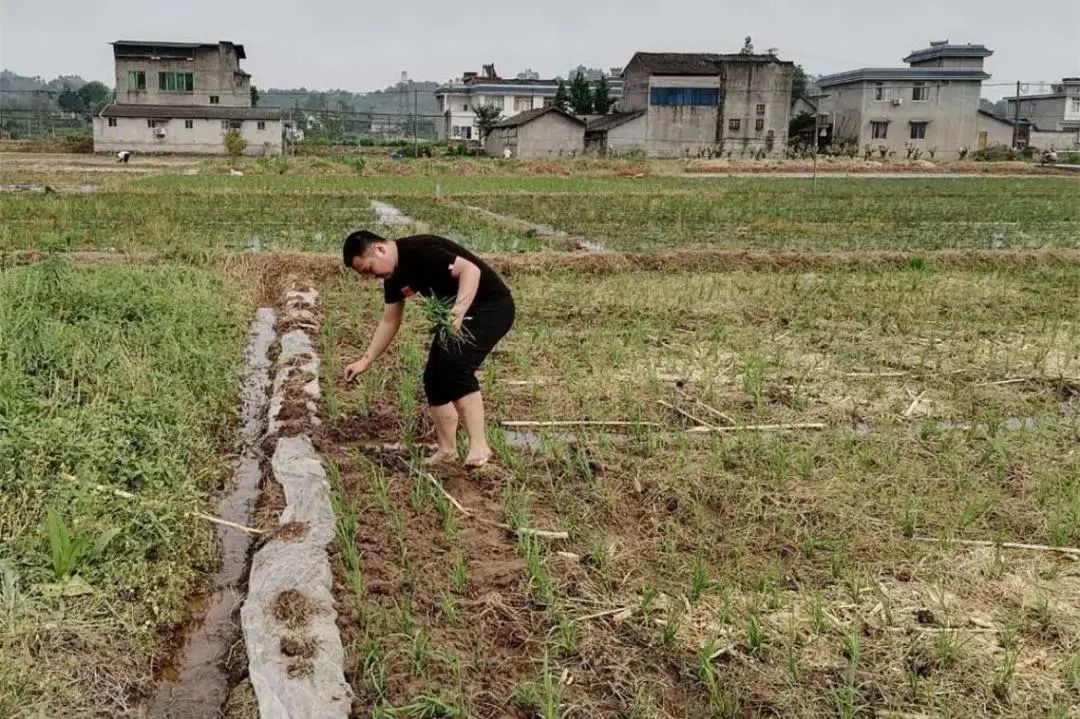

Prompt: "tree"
[250,85,260,107]
[224,129,247,158]
[791,65,809,104]
[553,80,570,111]
[57,86,85,113]
[473,104,503,141]
[77,81,110,111]
[592,76,613,114]
[569,72,593,114]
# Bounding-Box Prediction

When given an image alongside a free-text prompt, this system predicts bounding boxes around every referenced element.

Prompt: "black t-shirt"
[383,235,511,305]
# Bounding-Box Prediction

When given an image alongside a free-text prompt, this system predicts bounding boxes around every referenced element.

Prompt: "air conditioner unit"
[154,128,167,138]
[892,98,903,106]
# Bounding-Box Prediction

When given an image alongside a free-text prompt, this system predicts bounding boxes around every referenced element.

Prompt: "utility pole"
[1011,80,1021,149]
[413,87,418,156]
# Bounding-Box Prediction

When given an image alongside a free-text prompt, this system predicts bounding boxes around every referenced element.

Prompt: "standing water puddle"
[145,308,276,718]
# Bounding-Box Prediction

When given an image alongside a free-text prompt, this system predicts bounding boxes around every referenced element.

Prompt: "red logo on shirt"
[401,286,415,298]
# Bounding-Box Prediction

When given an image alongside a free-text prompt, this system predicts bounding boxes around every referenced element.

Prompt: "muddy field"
[316,265,1080,717]
[1,152,1078,719]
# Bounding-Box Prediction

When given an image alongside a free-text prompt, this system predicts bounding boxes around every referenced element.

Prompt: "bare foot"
[463,450,492,468]
[422,450,456,466]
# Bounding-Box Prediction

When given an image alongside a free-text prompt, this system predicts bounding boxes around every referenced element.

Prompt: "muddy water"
[145,308,276,719]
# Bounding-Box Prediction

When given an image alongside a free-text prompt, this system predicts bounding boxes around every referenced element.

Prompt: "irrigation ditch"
[142,278,351,718]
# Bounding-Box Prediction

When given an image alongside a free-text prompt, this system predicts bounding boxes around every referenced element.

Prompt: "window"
[910,121,928,140]
[756,103,766,116]
[146,119,167,128]
[127,70,146,91]
[728,118,741,131]
[257,121,266,130]
[650,87,720,106]
[210,95,220,104]
[871,120,888,139]
[462,104,468,111]
[107,117,117,127]
[912,82,928,102]
[1071,97,1080,113]
[464,126,472,140]
[159,72,193,92]
[221,120,242,130]
[514,96,533,112]
[485,96,504,110]
[873,82,884,101]
[755,118,765,131]
[184,119,194,129]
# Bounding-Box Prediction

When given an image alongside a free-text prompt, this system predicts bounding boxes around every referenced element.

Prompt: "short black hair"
[342,230,385,267]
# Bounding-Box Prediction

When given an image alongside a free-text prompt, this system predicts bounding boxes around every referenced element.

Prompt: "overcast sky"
[2,0,1077,100]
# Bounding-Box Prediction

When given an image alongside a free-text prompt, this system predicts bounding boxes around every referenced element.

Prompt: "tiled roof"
[100,104,280,120]
[493,106,584,128]
[903,43,992,64]
[817,68,991,87]
[112,40,246,59]
[628,51,790,75]
[585,110,646,132]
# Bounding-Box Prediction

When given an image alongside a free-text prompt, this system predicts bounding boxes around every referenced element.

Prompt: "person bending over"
[342,231,515,467]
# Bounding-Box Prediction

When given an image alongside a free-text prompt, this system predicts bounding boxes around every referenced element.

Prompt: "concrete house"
[484,107,585,158]
[616,47,795,157]
[435,64,621,142]
[1004,79,1080,132]
[1001,78,1080,151]
[585,110,646,154]
[94,40,282,155]
[815,42,992,158]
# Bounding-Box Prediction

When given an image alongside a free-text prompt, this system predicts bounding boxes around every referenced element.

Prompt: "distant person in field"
[116,150,131,163]
[342,231,515,468]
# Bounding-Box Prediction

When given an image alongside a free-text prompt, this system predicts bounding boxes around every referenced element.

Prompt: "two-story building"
[434,64,622,142]
[609,49,794,157]
[93,40,282,155]
[815,42,992,158]
[1004,78,1080,131]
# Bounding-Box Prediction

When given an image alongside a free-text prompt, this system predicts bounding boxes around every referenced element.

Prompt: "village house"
[1005,79,1080,132]
[997,78,1080,152]
[435,64,621,142]
[605,43,795,157]
[585,110,646,153]
[93,40,282,155]
[815,41,992,159]
[484,106,585,158]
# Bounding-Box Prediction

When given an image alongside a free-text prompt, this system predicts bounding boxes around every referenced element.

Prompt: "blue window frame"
[650,87,719,106]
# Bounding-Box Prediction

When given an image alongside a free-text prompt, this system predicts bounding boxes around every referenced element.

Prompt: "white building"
[815,42,993,159]
[93,40,282,155]
[435,64,622,141]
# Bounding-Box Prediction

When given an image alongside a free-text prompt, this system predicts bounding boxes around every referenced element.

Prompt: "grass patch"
[0,259,245,716]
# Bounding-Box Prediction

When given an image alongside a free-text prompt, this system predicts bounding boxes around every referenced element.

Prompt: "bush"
[223,129,247,158]
[973,144,1021,162]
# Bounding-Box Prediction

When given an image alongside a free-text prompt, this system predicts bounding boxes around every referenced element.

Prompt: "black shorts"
[423,295,515,406]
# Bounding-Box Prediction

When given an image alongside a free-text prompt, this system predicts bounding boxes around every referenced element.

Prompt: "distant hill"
[1,70,92,110]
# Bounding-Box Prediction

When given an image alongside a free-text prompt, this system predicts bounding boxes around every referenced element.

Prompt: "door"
[977,131,988,150]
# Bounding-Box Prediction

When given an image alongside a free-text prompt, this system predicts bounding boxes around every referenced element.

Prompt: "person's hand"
[344,357,370,383]
[450,308,465,333]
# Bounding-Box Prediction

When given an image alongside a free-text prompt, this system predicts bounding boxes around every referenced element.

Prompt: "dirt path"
[13,247,1080,275]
